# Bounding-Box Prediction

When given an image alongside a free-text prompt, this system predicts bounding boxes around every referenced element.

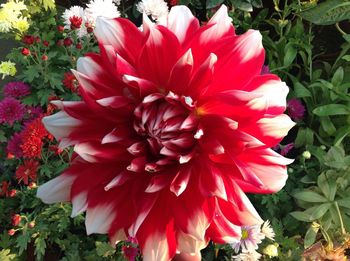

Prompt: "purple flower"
[26,106,43,119]
[287,98,305,121]
[3,81,31,98]
[6,133,23,158]
[260,65,270,75]
[0,97,26,125]
[281,143,294,156]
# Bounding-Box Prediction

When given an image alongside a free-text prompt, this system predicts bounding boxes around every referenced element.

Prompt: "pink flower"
[37,5,294,260]
[287,98,305,121]
[3,81,31,98]
[7,133,23,158]
[0,97,25,125]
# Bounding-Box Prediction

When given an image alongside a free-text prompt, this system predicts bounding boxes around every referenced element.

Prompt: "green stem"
[335,23,347,35]
[334,201,346,235]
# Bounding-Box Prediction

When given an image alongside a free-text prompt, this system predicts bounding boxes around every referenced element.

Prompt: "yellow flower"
[0,61,17,79]
[12,16,29,32]
[1,0,27,17]
[0,10,12,32]
[262,243,279,257]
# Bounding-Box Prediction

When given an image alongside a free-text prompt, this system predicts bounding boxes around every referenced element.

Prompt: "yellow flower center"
[241,229,249,240]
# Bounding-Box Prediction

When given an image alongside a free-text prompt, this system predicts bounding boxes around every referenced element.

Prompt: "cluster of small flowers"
[7,213,36,236]
[231,220,277,261]
[0,0,29,34]
[20,34,51,61]
[62,0,120,38]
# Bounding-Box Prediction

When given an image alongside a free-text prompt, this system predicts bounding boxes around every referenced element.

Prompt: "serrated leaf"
[16,232,31,254]
[41,0,55,10]
[293,191,328,203]
[95,241,115,257]
[300,0,350,25]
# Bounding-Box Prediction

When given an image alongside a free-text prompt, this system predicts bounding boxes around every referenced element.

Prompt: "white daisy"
[136,0,169,23]
[231,225,265,253]
[261,220,275,241]
[85,0,120,26]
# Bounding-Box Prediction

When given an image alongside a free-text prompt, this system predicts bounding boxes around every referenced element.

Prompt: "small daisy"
[136,0,169,24]
[85,0,120,26]
[231,225,265,253]
[261,220,275,241]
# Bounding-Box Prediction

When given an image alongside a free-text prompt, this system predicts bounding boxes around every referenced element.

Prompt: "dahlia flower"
[37,5,294,260]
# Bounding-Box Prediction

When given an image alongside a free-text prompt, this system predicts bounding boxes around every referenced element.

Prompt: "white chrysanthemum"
[113,0,121,5]
[85,0,120,26]
[261,220,275,241]
[62,5,88,38]
[136,0,169,23]
[232,250,262,261]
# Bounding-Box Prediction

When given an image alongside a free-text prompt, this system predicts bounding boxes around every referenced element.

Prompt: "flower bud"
[43,41,49,47]
[28,221,35,228]
[41,55,48,61]
[11,214,21,226]
[263,243,278,257]
[64,37,73,47]
[302,151,311,159]
[21,47,30,56]
[8,189,17,197]
[76,43,82,49]
[8,229,15,236]
[57,25,64,32]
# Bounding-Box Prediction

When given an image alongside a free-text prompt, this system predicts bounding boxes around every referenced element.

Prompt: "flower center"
[241,229,249,240]
[129,92,198,173]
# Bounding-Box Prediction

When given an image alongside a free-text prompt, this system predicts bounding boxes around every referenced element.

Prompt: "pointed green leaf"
[293,191,328,202]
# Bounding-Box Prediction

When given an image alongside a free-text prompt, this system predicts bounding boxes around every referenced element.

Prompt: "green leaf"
[313,104,349,116]
[284,44,297,67]
[95,241,115,257]
[304,225,319,249]
[293,191,328,203]
[41,0,55,10]
[294,128,314,148]
[334,126,350,146]
[231,0,253,12]
[310,203,332,220]
[337,198,350,209]
[331,67,344,87]
[34,236,47,259]
[300,0,350,25]
[16,232,31,254]
[294,82,312,98]
[317,173,337,201]
[290,211,312,222]
[342,55,350,61]
[206,0,225,9]
[320,116,336,136]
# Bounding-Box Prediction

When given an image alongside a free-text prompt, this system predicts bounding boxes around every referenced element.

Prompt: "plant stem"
[335,23,347,35]
[334,201,346,235]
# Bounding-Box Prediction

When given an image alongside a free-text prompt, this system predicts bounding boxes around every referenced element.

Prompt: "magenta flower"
[3,81,31,98]
[287,98,305,121]
[0,97,25,125]
[281,143,294,156]
[6,133,23,158]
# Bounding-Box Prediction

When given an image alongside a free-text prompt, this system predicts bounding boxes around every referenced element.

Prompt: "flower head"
[62,6,87,38]
[85,0,120,26]
[262,243,278,257]
[260,220,275,241]
[0,181,10,197]
[0,97,25,125]
[287,98,305,121]
[11,214,21,226]
[280,143,293,157]
[16,159,39,185]
[232,225,265,253]
[122,245,139,261]
[37,6,294,260]
[3,81,30,98]
[0,60,16,78]
[62,72,79,93]
[136,0,169,24]
[7,133,23,158]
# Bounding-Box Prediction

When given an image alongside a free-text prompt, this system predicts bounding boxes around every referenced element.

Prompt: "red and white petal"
[206,5,234,40]
[142,232,172,261]
[170,167,192,196]
[94,17,143,64]
[37,174,75,203]
[85,204,116,235]
[167,5,199,44]
[176,230,207,255]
